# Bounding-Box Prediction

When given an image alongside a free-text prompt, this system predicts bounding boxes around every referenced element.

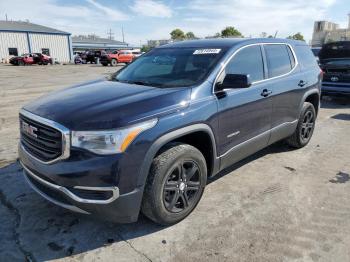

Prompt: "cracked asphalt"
[1,64,350,261]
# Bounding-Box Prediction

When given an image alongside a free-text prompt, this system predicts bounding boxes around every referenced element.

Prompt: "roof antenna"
[274,30,278,38]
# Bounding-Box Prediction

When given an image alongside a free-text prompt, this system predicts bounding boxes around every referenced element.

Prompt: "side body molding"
[137,124,219,187]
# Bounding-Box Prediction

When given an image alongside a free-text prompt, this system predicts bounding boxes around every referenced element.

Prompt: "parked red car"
[100,50,134,66]
[9,53,53,66]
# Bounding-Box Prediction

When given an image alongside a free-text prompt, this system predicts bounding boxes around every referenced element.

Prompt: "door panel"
[215,45,273,169]
[263,44,302,128]
[217,85,272,157]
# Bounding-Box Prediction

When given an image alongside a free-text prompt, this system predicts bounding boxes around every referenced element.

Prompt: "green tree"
[170,29,185,40]
[185,31,196,39]
[287,32,305,41]
[221,26,243,38]
[141,45,152,53]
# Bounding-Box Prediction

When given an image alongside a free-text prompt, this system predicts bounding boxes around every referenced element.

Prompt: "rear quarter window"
[295,45,318,69]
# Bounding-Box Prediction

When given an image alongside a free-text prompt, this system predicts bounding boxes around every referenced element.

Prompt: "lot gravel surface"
[1,64,350,262]
[0,64,117,167]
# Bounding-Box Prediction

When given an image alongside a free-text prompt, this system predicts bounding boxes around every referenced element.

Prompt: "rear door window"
[264,44,294,78]
[225,45,264,82]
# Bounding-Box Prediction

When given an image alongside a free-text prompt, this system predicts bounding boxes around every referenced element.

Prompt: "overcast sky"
[0,0,349,45]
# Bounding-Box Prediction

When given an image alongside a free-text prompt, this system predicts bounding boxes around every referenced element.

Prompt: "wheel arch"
[300,89,320,115]
[137,124,219,187]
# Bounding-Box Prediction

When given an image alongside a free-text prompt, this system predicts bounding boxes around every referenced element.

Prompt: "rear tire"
[142,143,207,225]
[18,60,24,66]
[111,59,118,66]
[286,102,316,148]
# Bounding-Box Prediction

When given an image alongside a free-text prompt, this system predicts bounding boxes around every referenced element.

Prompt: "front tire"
[286,102,316,148]
[111,59,118,66]
[142,143,207,225]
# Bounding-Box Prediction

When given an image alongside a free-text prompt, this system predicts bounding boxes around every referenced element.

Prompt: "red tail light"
[320,69,325,78]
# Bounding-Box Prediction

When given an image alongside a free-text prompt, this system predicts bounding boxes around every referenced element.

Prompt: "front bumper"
[20,158,143,223]
[19,127,145,223]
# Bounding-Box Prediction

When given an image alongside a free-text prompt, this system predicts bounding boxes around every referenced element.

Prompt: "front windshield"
[115,47,228,88]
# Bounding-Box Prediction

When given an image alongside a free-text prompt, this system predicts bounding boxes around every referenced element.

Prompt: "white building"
[0,20,72,63]
[311,14,350,47]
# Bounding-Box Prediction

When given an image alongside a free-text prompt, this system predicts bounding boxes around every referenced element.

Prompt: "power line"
[107,28,114,40]
[121,26,125,43]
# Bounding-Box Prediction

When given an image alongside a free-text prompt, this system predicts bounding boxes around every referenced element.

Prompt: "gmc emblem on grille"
[331,76,339,82]
[21,121,38,138]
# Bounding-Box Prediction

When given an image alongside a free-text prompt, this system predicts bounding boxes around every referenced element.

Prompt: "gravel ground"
[0,64,118,167]
[1,64,350,262]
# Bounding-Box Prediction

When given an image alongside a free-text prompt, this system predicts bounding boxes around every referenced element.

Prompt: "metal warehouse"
[72,35,129,52]
[0,20,72,63]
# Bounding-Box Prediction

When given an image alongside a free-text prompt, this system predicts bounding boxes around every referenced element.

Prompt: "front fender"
[136,123,219,187]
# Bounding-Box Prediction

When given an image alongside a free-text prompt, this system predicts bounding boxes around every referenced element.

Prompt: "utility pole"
[5,14,8,21]
[121,26,125,43]
[107,29,114,40]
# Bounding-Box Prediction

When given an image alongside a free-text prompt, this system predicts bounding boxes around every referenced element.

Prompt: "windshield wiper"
[129,81,150,86]
[120,80,163,87]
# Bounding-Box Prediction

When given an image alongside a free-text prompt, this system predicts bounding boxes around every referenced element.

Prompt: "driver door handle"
[261,89,272,97]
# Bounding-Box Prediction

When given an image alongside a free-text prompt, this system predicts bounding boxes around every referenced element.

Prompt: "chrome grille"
[19,110,70,163]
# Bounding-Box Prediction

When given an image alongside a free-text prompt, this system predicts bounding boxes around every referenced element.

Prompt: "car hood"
[23,79,191,130]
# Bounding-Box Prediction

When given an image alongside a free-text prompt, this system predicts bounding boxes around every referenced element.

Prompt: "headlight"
[71,119,157,155]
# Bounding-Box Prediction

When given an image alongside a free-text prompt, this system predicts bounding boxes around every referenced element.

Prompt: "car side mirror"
[216,74,252,90]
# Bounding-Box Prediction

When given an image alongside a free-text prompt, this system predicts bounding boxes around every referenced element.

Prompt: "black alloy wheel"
[286,102,316,148]
[300,110,315,142]
[163,160,201,213]
[142,143,207,225]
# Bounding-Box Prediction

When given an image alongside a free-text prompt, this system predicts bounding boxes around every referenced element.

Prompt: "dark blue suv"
[19,38,321,225]
[319,41,350,97]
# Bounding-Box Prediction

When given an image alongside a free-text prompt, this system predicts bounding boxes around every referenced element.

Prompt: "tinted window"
[42,48,50,56]
[296,45,318,68]
[264,44,293,77]
[324,59,350,65]
[8,48,18,56]
[116,47,228,87]
[319,42,350,61]
[286,46,296,68]
[225,45,264,82]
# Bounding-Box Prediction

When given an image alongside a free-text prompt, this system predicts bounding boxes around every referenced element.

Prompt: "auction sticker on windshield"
[193,49,221,55]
